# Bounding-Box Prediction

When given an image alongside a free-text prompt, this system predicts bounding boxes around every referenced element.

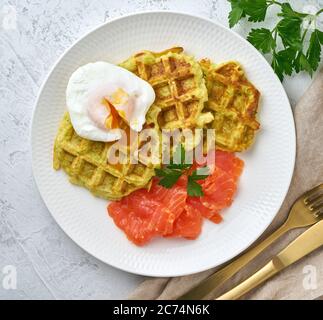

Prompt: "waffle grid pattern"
[53,113,154,200]
[121,50,211,130]
[201,60,260,152]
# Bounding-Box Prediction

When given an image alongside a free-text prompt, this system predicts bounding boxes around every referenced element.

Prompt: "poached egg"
[66,61,155,142]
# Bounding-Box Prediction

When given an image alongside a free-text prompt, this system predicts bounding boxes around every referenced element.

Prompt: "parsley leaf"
[187,178,204,197]
[247,28,276,53]
[155,168,182,188]
[307,29,323,71]
[241,0,268,22]
[299,53,313,75]
[155,145,210,196]
[227,0,323,80]
[228,0,245,28]
[187,167,210,196]
[272,48,296,80]
[277,16,302,49]
[279,3,308,18]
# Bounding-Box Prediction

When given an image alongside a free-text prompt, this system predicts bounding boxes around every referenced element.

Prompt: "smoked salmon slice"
[108,177,187,245]
[107,150,244,246]
[186,196,223,223]
[215,150,244,180]
[167,202,203,239]
[200,167,237,211]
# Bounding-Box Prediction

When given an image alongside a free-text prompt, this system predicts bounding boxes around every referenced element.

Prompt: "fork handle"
[179,222,290,300]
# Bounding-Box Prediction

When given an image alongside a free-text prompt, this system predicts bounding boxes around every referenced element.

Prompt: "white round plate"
[31,11,295,277]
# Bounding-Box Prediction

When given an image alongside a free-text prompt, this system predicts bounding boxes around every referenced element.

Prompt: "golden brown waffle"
[53,49,261,200]
[120,48,213,131]
[200,59,260,152]
[53,113,156,200]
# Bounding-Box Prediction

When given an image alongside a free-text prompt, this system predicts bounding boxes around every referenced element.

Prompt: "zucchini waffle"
[200,59,260,152]
[53,113,156,200]
[53,48,261,201]
[120,47,213,131]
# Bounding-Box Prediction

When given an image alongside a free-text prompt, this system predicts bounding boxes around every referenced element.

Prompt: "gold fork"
[179,183,323,300]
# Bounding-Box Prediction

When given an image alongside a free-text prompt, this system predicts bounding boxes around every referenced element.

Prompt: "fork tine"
[306,190,323,204]
[308,195,323,210]
[303,184,323,205]
[314,207,323,218]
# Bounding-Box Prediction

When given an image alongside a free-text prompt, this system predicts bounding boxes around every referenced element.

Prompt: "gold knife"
[217,220,323,300]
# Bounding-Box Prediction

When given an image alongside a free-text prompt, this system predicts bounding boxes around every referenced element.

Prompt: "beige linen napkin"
[129,69,323,300]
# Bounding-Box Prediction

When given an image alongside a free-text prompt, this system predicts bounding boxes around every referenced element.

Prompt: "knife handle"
[179,222,289,300]
[217,260,279,300]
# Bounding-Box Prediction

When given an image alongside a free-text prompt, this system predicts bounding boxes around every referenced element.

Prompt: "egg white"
[66,61,155,142]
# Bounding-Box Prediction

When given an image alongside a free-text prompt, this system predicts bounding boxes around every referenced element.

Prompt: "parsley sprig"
[228,0,323,80]
[155,145,209,197]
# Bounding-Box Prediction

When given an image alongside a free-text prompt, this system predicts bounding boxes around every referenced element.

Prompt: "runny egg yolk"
[109,88,135,124]
[102,98,121,129]
[87,96,120,130]
[87,88,136,132]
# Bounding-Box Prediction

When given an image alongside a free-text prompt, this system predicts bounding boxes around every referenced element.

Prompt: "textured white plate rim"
[31,11,296,277]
